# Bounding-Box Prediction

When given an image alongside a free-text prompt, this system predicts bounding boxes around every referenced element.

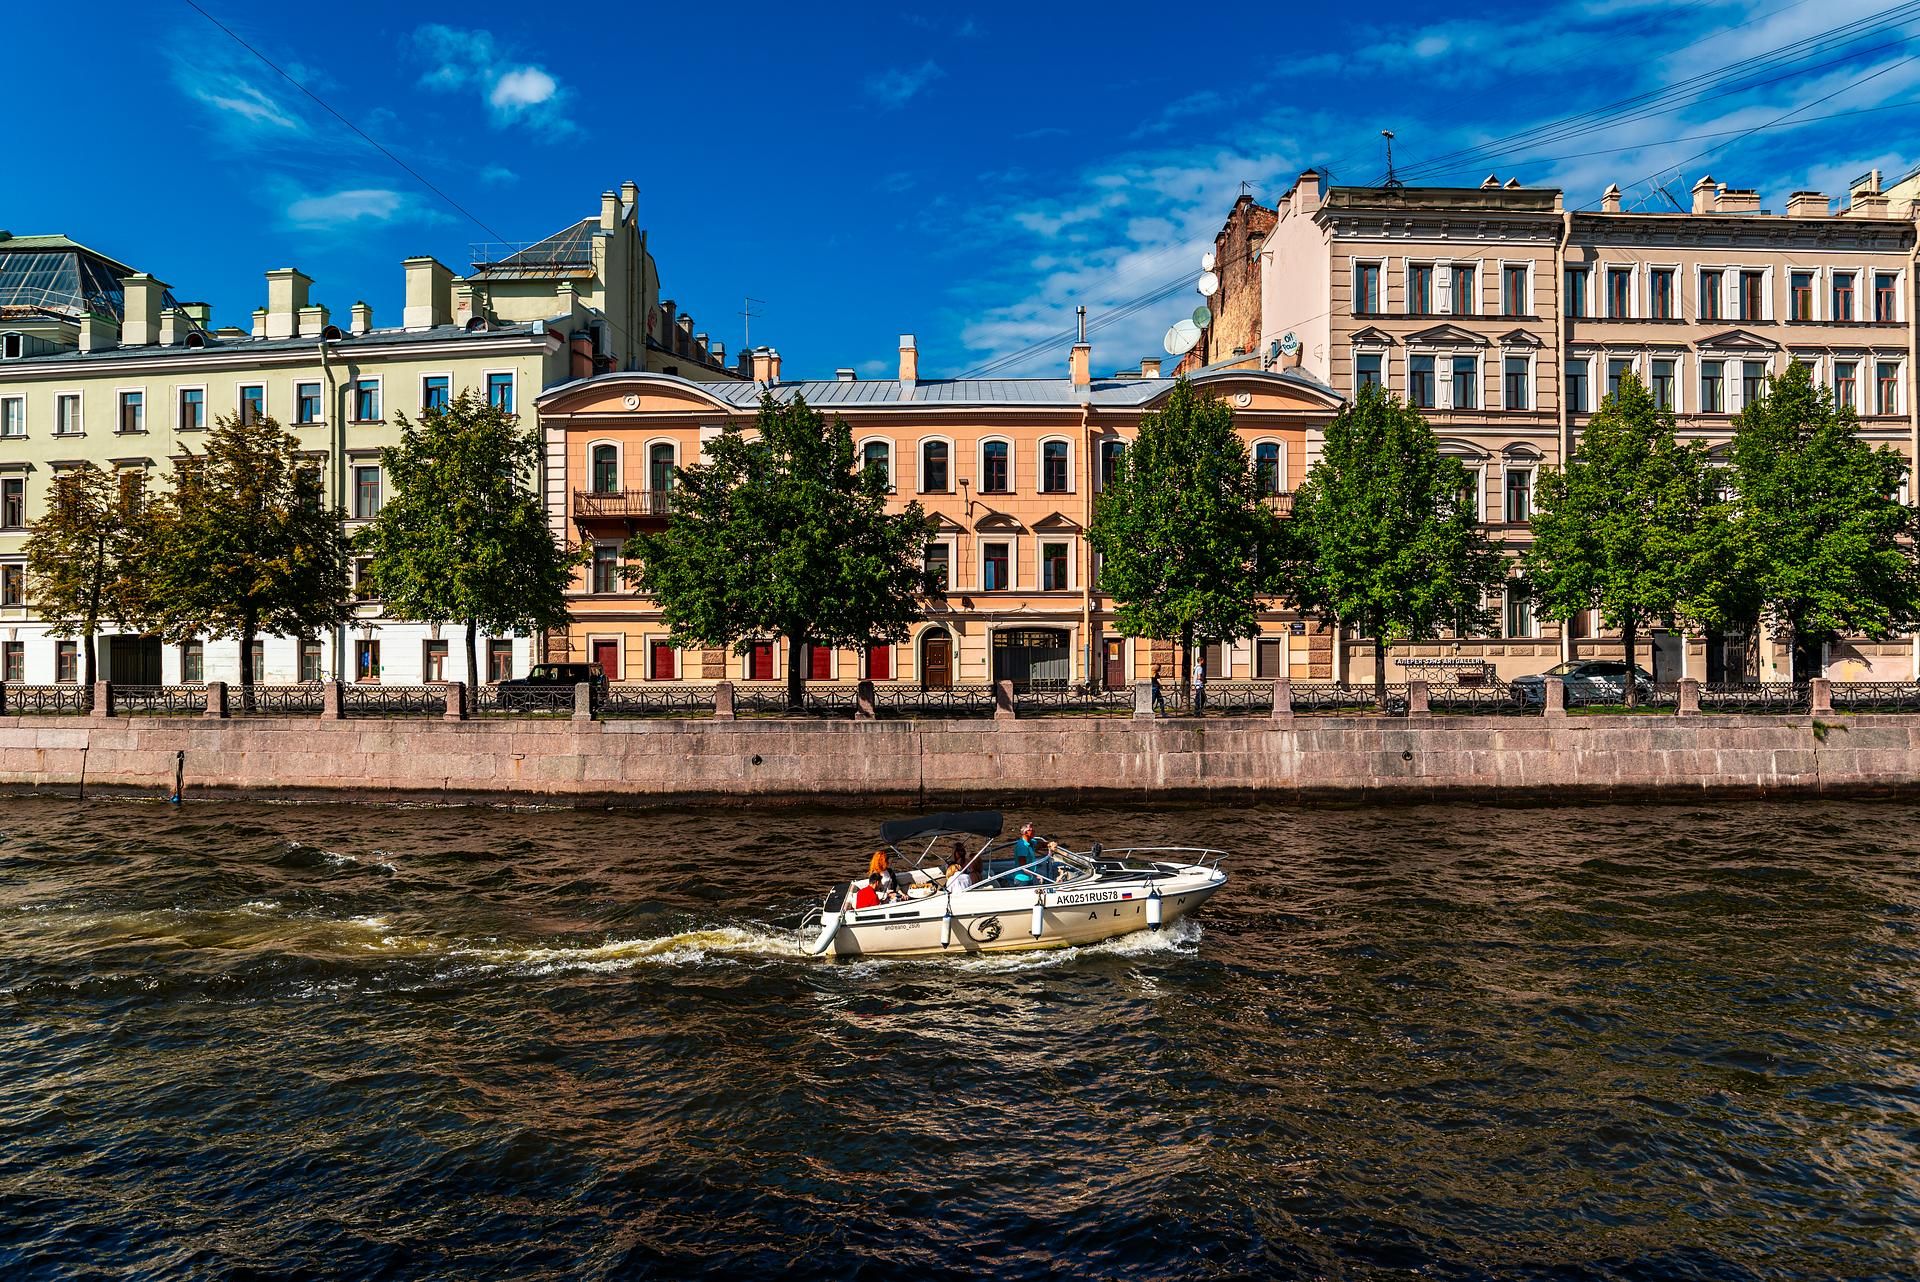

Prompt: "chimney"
[350,301,372,335]
[251,307,268,339]
[708,340,725,367]
[836,368,857,382]
[1850,169,1889,217]
[1481,174,1500,189]
[402,257,453,330]
[1139,357,1161,378]
[263,268,311,340]
[121,274,165,346]
[737,348,755,378]
[297,303,329,337]
[600,190,619,230]
[1068,305,1090,389]
[1601,183,1623,214]
[766,349,782,381]
[898,334,919,385]
[677,312,694,355]
[453,282,483,328]
[620,180,638,216]
[1786,190,1829,218]
[1292,169,1323,216]
[1718,188,1760,214]
[1691,176,1716,214]
[659,299,677,343]
[1504,177,1521,190]
[751,347,775,382]
[158,307,184,347]
[79,312,118,352]
[178,302,212,329]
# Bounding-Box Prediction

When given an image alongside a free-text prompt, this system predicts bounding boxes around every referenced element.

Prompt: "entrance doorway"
[749,640,776,682]
[921,631,952,690]
[1102,638,1125,691]
[105,635,162,685]
[1649,630,1683,683]
[992,628,1070,691]
[591,639,620,680]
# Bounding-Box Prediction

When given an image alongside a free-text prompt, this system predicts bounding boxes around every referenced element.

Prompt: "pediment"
[974,512,1026,533]
[1696,328,1779,352]
[927,512,967,533]
[1349,326,1396,345]
[1032,511,1082,533]
[1497,328,1543,348]
[1404,323,1487,347]
[536,372,739,416]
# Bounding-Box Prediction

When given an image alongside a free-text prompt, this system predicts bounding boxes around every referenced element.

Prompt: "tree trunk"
[240,621,257,714]
[464,617,478,688]
[1373,616,1388,710]
[787,631,806,711]
[1622,616,1639,709]
[82,628,97,689]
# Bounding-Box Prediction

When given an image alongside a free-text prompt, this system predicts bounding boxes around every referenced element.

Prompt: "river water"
[0,795,1915,1281]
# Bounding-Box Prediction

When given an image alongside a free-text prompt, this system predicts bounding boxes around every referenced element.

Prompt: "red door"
[867,643,892,681]
[750,641,775,681]
[1103,639,1125,690]
[591,640,619,681]
[808,644,832,681]
[649,641,676,680]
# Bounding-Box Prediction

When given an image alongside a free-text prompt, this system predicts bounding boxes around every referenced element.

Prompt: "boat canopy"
[880,811,1004,845]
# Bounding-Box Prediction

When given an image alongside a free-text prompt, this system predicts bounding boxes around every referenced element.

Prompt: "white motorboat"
[800,811,1227,959]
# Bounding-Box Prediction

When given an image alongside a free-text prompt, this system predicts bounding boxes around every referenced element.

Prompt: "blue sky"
[7,1,1920,380]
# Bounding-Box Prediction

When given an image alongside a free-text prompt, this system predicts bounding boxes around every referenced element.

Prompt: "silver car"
[1510,660,1657,706]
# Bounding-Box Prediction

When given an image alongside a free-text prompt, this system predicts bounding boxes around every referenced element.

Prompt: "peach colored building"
[534,340,1343,688]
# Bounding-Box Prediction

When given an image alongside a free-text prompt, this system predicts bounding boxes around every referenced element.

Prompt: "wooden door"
[1102,639,1125,691]
[750,641,775,681]
[923,634,952,690]
[649,641,676,680]
[591,639,620,681]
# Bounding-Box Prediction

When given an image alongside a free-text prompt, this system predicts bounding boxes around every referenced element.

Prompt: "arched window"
[648,443,676,494]
[981,440,1011,493]
[590,444,618,494]
[921,440,950,493]
[1254,442,1282,495]
[1040,439,1070,493]
[862,439,891,488]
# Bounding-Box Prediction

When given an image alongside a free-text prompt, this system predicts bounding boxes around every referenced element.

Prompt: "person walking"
[1193,652,1208,716]
[1151,666,1166,717]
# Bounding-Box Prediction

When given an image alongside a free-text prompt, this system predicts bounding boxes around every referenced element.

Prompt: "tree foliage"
[1087,379,1275,689]
[1525,373,1713,704]
[136,414,352,696]
[1286,383,1505,702]
[628,393,939,708]
[353,390,582,684]
[22,464,143,688]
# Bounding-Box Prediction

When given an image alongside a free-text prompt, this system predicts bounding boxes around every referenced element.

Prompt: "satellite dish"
[1163,319,1202,356]
[1200,250,1217,273]
[1196,271,1220,297]
[1279,332,1301,357]
[1192,305,1213,328]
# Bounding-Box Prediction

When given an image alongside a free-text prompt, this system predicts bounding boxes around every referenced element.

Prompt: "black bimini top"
[880,811,1004,845]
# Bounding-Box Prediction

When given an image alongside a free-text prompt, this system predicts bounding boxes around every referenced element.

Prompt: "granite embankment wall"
[0,711,1916,804]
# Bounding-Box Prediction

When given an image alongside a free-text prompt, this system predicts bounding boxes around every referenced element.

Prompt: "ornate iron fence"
[473,683,581,716]
[2,684,91,714]
[1563,682,1681,712]
[1292,683,1409,715]
[1014,684,1134,715]
[599,683,712,718]
[1827,682,1920,713]
[115,685,206,716]
[730,683,861,717]
[228,684,328,715]
[1428,684,1538,716]
[341,684,446,717]
[875,684,999,718]
[1700,682,1811,714]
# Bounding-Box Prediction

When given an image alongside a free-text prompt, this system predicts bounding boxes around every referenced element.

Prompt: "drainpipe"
[321,335,345,683]
[1556,208,1574,665]
[1081,403,1095,687]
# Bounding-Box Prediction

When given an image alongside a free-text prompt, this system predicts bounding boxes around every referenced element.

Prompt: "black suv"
[493,663,607,710]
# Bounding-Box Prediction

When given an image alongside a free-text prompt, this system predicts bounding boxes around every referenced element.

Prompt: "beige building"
[0,182,743,687]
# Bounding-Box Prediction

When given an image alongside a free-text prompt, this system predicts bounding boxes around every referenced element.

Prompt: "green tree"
[137,414,352,704]
[629,392,939,709]
[1525,373,1713,706]
[1287,383,1505,705]
[1710,360,1920,678]
[353,390,583,686]
[22,463,143,689]
[1087,379,1274,692]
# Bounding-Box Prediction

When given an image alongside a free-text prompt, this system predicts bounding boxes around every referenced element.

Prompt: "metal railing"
[1829,681,1920,713]
[876,684,999,718]
[1014,684,1133,715]
[472,683,581,716]
[341,684,446,717]
[1292,683,1409,715]
[1700,682,1811,713]
[1,684,91,714]
[599,683,712,718]
[1564,681,1681,711]
[573,488,672,519]
[115,684,205,716]
[1428,684,1537,716]
[732,683,860,717]
[230,684,327,715]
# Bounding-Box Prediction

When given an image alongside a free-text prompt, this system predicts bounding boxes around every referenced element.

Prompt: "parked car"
[493,662,607,710]
[1510,660,1656,706]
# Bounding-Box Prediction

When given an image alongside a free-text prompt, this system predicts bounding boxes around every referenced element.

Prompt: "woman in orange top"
[867,848,895,894]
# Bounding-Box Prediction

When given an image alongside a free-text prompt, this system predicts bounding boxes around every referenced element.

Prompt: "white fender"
[807,912,841,956]
[1030,892,1045,938]
[1146,886,1163,930]
[940,898,954,948]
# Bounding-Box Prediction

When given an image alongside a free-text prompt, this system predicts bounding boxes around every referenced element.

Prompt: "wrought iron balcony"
[573,488,673,520]
[1262,491,1295,516]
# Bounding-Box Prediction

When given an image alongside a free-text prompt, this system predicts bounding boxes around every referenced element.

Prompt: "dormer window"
[1,333,20,360]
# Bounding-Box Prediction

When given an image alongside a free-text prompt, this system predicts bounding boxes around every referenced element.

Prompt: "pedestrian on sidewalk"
[1193,653,1208,716]
[1151,666,1166,717]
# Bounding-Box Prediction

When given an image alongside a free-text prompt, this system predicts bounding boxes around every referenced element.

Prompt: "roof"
[880,811,1003,845]
[0,233,172,321]
[469,218,598,279]
[689,365,1341,409]
[0,319,552,368]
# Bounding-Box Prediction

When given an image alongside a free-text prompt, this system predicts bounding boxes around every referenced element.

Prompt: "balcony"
[573,488,672,521]
[1262,491,1295,517]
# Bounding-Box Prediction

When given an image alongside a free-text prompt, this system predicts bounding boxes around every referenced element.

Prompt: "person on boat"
[867,847,896,894]
[852,873,885,910]
[1013,822,1038,859]
[946,857,973,893]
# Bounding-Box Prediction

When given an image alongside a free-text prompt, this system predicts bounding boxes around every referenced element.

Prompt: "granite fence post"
[443,681,466,722]
[713,681,735,720]
[204,681,228,719]
[92,680,112,719]
[1133,681,1153,720]
[994,679,1016,722]
[0,681,9,716]
[1406,679,1431,720]
[1677,678,1700,717]
[1810,677,1833,716]
[1271,677,1293,724]
[855,680,877,721]
[1543,676,1567,720]
[320,681,343,721]
[572,682,595,724]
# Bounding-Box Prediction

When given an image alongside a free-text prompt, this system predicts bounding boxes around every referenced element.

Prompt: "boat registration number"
[1053,889,1123,906]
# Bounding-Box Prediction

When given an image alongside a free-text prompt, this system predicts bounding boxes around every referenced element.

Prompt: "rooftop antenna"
[1382,130,1403,188]
[1076,305,1087,342]
[741,296,764,348]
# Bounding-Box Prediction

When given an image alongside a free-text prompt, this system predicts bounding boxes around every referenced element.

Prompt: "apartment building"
[535,339,1344,688]
[0,182,744,688]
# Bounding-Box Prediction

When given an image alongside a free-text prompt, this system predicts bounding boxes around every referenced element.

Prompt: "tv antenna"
[1382,130,1403,188]
[741,296,764,348]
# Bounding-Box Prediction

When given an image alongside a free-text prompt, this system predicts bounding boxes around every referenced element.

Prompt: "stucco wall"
[2,712,1916,805]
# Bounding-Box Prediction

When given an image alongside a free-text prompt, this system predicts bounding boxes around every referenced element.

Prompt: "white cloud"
[490,66,558,112]
[413,24,574,131]
[866,61,944,108]
[479,164,518,185]
[286,188,406,230]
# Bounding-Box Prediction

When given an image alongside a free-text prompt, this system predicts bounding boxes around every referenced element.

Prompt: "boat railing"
[1066,844,1229,871]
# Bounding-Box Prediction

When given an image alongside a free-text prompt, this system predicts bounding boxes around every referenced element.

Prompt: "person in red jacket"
[852,873,884,910]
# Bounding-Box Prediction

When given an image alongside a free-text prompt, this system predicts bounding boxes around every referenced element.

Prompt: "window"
[1700,270,1723,321]
[1355,352,1382,391]
[250,640,265,681]
[649,640,678,680]
[1505,468,1532,523]
[981,440,1010,493]
[296,382,321,424]
[0,563,21,604]
[1458,466,1481,521]
[352,466,381,519]
[1409,355,1435,408]
[1606,267,1632,318]
[1565,266,1589,318]
[1451,264,1476,316]
[176,388,203,431]
[239,385,265,424]
[1566,359,1590,413]
[1505,581,1535,638]
[1408,264,1433,315]
[1503,357,1529,409]
[1790,272,1813,321]
[1502,264,1528,316]
[55,393,80,436]
[921,440,950,492]
[648,443,675,495]
[118,390,144,434]
[1099,439,1124,488]
[1040,440,1069,493]
[55,641,77,684]
[1354,262,1381,314]
[0,397,22,439]
[1451,356,1477,409]
[1738,271,1764,321]
[591,543,619,594]
[353,558,375,599]
[300,639,322,683]
[487,372,514,412]
[1,642,19,682]
[117,469,144,510]
[1040,541,1069,590]
[1254,442,1282,495]
[861,440,891,487]
[1701,361,1725,413]
[1651,358,1675,410]
[488,640,514,683]
[1875,273,1898,323]
[182,640,204,685]
[1,478,22,529]
[1606,357,1632,401]
[422,640,448,683]
[1255,637,1284,680]
[591,444,618,494]
[352,379,380,422]
[1833,273,1856,321]
[866,642,892,681]
[1877,361,1900,415]
[1741,360,1767,408]
[1835,360,1858,411]
[924,542,950,590]
[422,376,450,412]
[354,639,381,683]
[1650,269,1674,320]
[982,541,1010,591]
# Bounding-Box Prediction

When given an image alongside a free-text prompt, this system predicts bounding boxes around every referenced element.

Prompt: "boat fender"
[940,899,954,949]
[1030,891,1045,939]
[806,911,841,957]
[1146,886,1163,930]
